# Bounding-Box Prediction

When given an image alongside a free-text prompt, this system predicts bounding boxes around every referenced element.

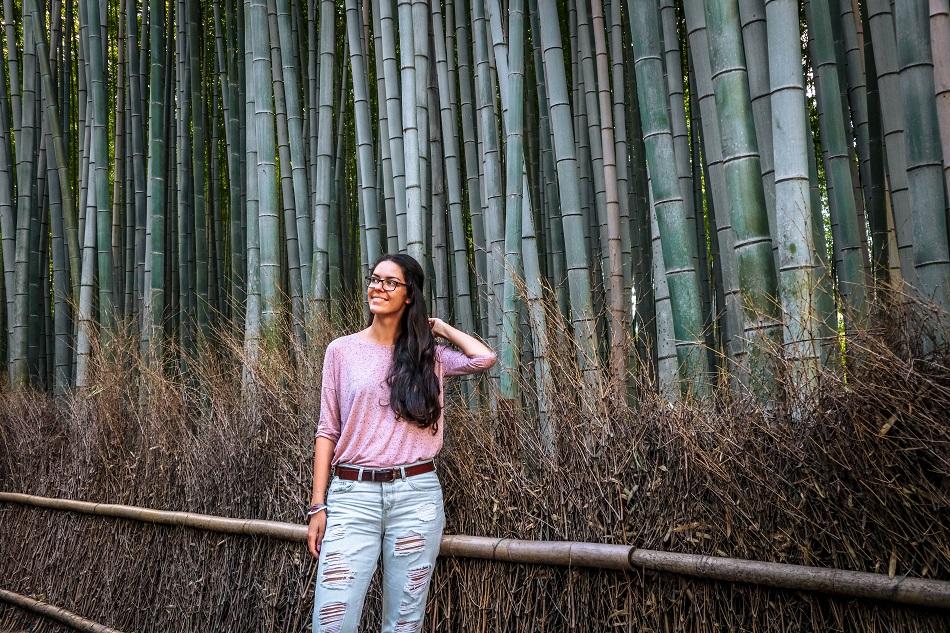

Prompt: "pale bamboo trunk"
[765,0,820,393]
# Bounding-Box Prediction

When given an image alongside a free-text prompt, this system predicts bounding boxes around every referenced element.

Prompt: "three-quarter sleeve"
[315,345,341,442]
[437,344,497,377]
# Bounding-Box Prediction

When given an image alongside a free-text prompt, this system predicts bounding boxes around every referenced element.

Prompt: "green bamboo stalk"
[536,0,601,384]
[682,0,743,366]
[411,0,431,261]
[650,187,679,400]
[608,0,633,350]
[454,0,488,335]
[84,0,114,333]
[247,0,280,331]
[431,0,475,335]
[472,0,503,351]
[806,118,837,349]
[266,0,304,341]
[660,0,698,267]
[859,7,892,284]
[829,0,872,280]
[346,0,381,266]
[3,0,21,137]
[112,22,127,321]
[894,1,950,311]
[590,0,626,383]
[429,77,449,320]
[212,0,244,318]
[376,0,409,253]
[807,0,868,323]
[934,0,950,214]
[864,0,916,285]
[397,0,422,261]
[529,3,566,319]
[738,0,777,266]
[704,0,783,393]
[244,0,262,366]
[29,0,79,303]
[274,0,311,304]
[188,0,209,337]
[142,0,168,361]
[126,0,148,313]
[0,38,14,336]
[176,0,196,356]
[311,0,335,314]
[10,5,39,387]
[499,0,526,402]
[629,0,709,396]
[328,54,347,299]
[75,151,98,387]
[371,0,399,253]
[687,57,717,369]
[837,0,875,273]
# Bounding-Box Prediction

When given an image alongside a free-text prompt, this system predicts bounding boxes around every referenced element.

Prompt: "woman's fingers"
[307,518,326,559]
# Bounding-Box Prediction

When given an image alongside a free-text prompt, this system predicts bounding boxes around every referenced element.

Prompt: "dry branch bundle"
[0,301,948,631]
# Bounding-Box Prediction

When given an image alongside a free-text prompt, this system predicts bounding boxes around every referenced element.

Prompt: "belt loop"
[399,465,407,480]
[357,466,364,482]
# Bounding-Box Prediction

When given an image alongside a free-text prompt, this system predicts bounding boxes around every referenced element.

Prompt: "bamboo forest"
[0,0,948,401]
[0,0,949,631]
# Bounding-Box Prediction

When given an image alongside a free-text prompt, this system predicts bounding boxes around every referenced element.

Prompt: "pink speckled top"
[315,333,496,467]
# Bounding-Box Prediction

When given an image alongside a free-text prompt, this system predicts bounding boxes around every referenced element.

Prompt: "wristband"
[306,503,327,518]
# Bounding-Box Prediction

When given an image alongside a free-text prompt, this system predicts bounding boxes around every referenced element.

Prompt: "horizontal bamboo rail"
[2,492,949,610]
[0,588,126,633]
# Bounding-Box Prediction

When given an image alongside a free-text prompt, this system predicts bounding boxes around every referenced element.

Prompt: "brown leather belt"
[334,460,435,483]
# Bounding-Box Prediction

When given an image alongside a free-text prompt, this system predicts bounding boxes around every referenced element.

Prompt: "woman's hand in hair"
[429,318,495,360]
[427,317,450,339]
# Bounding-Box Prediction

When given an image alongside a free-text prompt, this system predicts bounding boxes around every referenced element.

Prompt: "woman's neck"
[365,315,401,346]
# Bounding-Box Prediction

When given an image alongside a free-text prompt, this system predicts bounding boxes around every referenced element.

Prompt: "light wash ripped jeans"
[312,466,446,633]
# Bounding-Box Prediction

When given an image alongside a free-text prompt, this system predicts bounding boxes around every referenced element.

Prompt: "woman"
[307,253,495,633]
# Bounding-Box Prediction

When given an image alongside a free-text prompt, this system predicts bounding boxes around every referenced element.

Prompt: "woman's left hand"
[428,317,449,339]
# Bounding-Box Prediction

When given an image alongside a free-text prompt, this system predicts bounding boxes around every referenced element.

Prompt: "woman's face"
[367,259,410,318]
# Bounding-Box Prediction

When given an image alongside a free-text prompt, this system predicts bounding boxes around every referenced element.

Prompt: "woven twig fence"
[2,492,948,611]
[0,589,126,633]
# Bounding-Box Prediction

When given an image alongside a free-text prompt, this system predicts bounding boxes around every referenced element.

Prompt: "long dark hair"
[370,254,442,432]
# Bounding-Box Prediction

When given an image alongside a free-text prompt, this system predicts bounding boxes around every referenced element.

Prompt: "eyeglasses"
[365,275,409,292]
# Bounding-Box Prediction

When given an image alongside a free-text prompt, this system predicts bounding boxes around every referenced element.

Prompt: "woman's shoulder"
[325,332,360,354]
[327,331,395,355]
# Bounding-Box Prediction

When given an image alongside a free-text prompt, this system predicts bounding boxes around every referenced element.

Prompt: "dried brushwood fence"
[0,305,948,631]
[3,492,948,610]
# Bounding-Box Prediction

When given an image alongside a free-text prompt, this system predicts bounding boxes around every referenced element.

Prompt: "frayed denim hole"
[393,619,420,633]
[318,601,346,633]
[394,531,426,556]
[323,524,347,542]
[403,564,431,595]
[320,552,355,589]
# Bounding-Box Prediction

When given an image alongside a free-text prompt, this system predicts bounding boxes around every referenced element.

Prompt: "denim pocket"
[405,471,442,493]
[328,476,356,494]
